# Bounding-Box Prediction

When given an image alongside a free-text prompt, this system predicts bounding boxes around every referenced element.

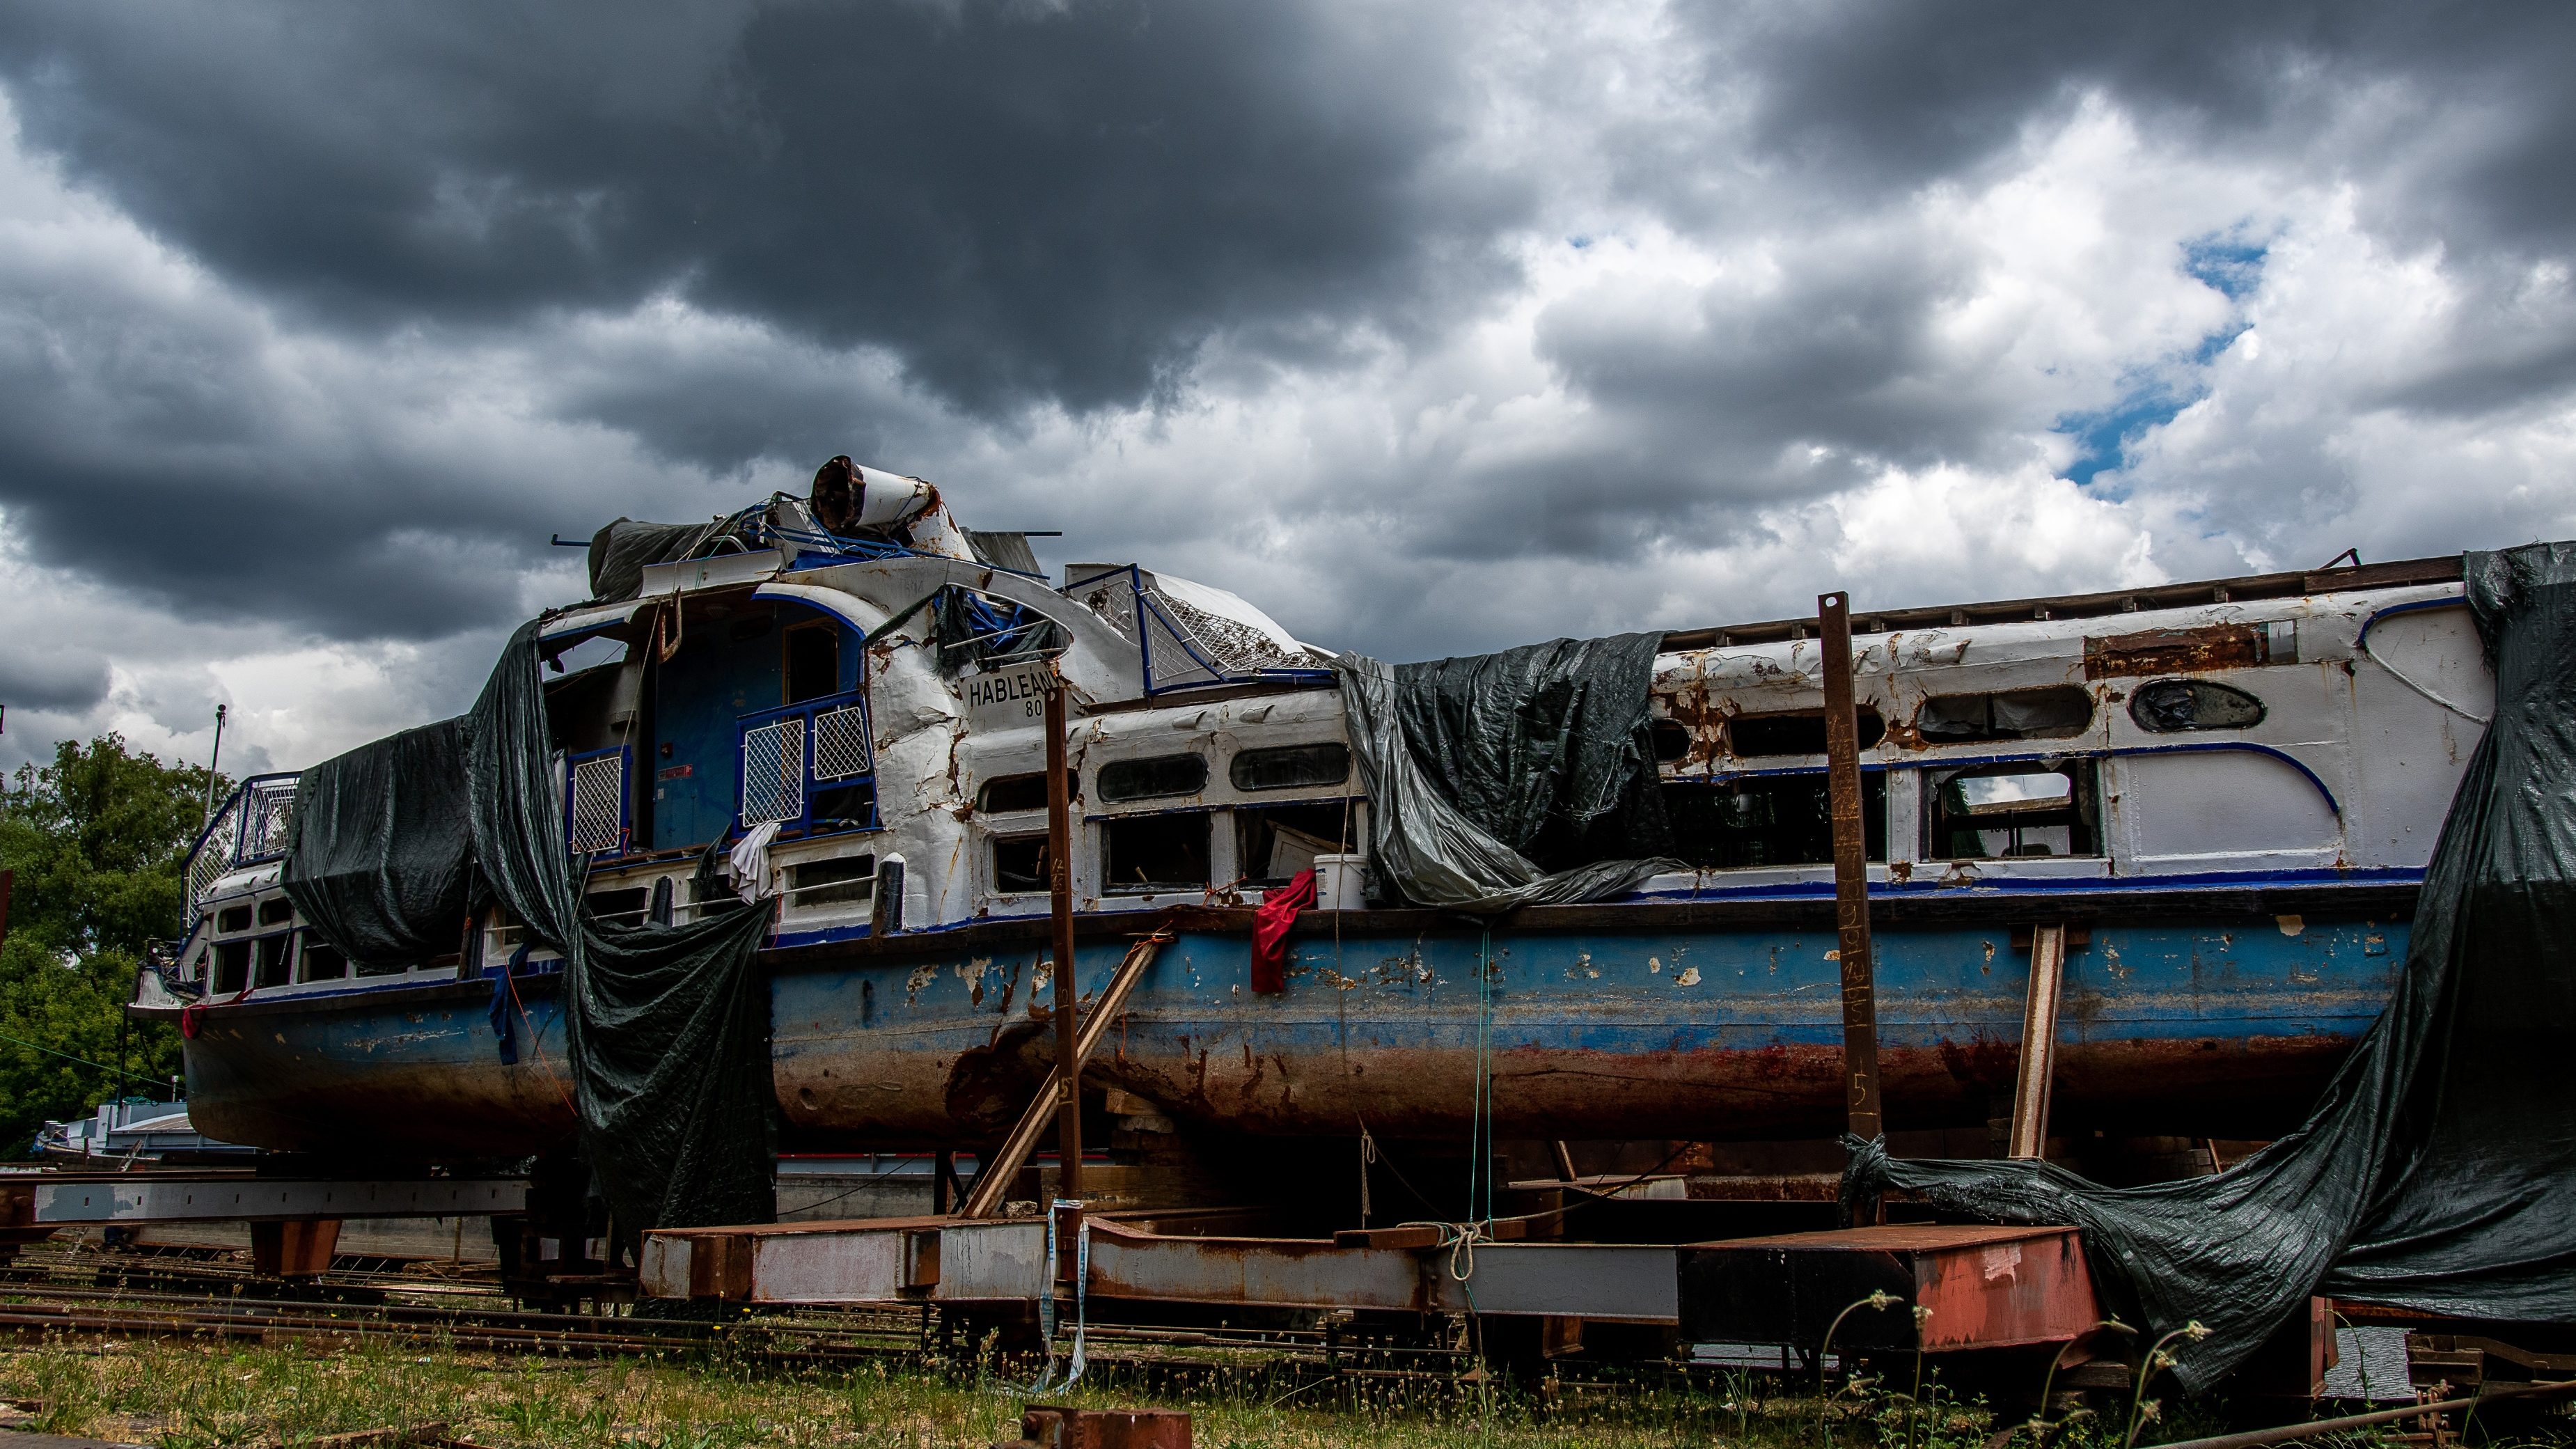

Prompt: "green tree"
[0,735,221,1154]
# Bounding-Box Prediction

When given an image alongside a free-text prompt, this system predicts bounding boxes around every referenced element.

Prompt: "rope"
[507,969,580,1119]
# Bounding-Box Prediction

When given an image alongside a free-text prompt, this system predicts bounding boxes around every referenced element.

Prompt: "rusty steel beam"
[1679,1223,2100,1352]
[1046,668,1081,1199]
[2008,923,2068,1159]
[957,929,1176,1219]
[1818,590,1883,1141]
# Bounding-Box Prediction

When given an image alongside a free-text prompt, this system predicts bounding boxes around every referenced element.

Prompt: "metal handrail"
[182,772,302,909]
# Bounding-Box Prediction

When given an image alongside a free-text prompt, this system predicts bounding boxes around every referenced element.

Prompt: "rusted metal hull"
[773,907,2403,1147]
[168,900,2400,1159]
[178,980,578,1158]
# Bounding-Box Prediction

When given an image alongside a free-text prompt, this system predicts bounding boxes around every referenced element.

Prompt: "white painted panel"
[751,1230,905,1303]
[2113,750,2342,868]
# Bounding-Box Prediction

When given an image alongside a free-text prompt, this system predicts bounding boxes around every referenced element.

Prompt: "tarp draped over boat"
[280,717,476,966]
[468,620,778,1235]
[1844,541,2576,1393]
[586,518,736,604]
[285,619,776,1235]
[1337,634,1683,913]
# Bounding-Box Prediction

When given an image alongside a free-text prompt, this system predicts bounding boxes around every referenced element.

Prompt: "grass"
[0,1331,2553,1449]
[0,1331,1805,1448]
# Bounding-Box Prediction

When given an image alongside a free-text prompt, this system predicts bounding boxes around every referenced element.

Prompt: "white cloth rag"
[728,819,781,902]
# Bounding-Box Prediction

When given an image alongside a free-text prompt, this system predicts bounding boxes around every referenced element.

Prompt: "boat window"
[258,897,296,927]
[784,620,840,705]
[586,886,651,927]
[1731,709,1885,758]
[688,875,751,919]
[254,933,294,989]
[354,950,409,977]
[2130,678,2266,733]
[977,769,1075,813]
[1663,774,1885,869]
[298,933,347,983]
[1649,720,1690,762]
[216,905,253,934]
[1915,687,2094,744]
[1103,813,1211,894]
[787,854,875,910]
[212,939,251,994]
[1230,743,1351,792]
[991,834,1049,893]
[1236,802,1355,885]
[1926,761,2100,859]
[1098,753,1209,804]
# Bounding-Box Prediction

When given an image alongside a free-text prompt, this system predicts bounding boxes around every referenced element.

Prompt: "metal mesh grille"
[811,704,873,783]
[1139,597,1226,691]
[567,753,626,854]
[239,779,297,861]
[741,717,806,826]
[186,809,240,910]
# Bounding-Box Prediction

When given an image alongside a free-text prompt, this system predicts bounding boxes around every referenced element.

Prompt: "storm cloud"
[0,0,2570,773]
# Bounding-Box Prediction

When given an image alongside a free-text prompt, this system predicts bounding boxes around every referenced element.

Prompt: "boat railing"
[738,689,880,835]
[1073,564,1337,696]
[182,772,302,910]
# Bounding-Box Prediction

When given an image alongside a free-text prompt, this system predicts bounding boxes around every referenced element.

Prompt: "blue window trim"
[735,687,884,836]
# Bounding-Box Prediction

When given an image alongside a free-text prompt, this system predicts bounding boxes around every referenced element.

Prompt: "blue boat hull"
[173,898,2405,1156]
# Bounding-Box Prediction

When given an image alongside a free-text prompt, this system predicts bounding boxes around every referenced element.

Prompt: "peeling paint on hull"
[180,914,2399,1157]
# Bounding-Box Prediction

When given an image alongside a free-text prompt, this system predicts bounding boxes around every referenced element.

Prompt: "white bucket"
[1312,854,1366,911]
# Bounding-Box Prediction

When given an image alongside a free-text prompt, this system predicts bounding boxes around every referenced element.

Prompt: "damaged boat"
[135,458,2492,1180]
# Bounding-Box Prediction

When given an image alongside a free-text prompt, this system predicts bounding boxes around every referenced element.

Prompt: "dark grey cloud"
[1703,2,2576,256]
[0,0,1513,418]
[0,644,107,714]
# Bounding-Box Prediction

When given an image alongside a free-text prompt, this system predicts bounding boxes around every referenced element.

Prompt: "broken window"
[298,933,348,983]
[1650,720,1691,762]
[212,939,251,994]
[2130,678,2265,733]
[258,897,295,927]
[1926,760,2101,859]
[977,769,1076,813]
[1915,687,2094,743]
[1103,813,1211,894]
[254,933,294,988]
[784,620,840,704]
[1230,743,1351,792]
[1236,802,1355,884]
[1097,753,1209,804]
[1731,709,1885,758]
[808,778,877,832]
[216,904,252,934]
[991,834,1049,893]
[1664,773,1885,870]
[585,886,651,927]
[787,854,875,911]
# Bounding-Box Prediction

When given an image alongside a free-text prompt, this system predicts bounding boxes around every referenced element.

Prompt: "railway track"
[0,1242,1509,1388]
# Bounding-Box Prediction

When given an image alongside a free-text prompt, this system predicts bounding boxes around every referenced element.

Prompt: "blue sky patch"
[2183,236,2268,300]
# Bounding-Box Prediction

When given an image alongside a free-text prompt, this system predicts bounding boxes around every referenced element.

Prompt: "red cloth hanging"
[1250,868,1316,994]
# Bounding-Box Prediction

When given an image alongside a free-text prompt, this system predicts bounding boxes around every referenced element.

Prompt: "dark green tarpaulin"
[285,618,776,1234]
[281,717,475,966]
[1337,634,1683,913]
[586,518,731,604]
[1845,542,2576,1392]
[468,620,778,1233]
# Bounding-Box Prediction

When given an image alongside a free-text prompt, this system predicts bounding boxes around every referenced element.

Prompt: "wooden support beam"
[1818,591,1883,1142]
[958,927,1175,1220]
[251,1218,341,1277]
[2007,923,2068,1159]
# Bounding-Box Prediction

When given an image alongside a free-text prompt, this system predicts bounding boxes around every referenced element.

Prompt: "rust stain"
[2082,622,2265,679]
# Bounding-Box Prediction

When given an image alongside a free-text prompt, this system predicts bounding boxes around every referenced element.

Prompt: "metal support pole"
[1819,592,1884,1141]
[2007,924,2068,1159]
[1044,668,1082,1199]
